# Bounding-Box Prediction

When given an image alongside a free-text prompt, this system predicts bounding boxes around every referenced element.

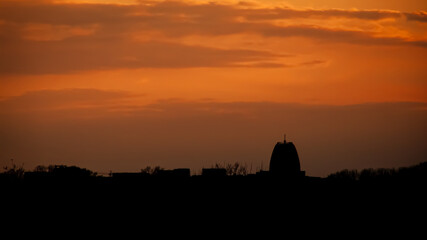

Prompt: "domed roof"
[269,138,301,176]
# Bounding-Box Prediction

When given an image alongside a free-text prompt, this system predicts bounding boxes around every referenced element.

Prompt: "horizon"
[0,0,426,177]
[4,157,426,178]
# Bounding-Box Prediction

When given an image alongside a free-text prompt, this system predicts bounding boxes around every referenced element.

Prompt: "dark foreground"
[2,163,426,234]
[2,168,426,207]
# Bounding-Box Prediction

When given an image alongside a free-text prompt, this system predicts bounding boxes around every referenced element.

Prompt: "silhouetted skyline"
[2,139,425,181]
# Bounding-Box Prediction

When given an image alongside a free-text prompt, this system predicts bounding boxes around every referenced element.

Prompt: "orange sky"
[1,0,426,176]
[1,0,427,105]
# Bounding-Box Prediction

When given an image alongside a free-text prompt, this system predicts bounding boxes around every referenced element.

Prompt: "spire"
[284,134,287,143]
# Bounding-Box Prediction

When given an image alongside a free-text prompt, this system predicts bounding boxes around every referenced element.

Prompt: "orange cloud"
[22,23,98,41]
[0,1,424,39]
[1,0,425,75]
[404,11,427,22]
[0,40,287,74]
[0,88,131,112]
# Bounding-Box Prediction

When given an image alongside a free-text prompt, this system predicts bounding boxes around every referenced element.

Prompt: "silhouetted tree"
[213,162,248,176]
[48,165,97,178]
[328,163,427,183]
[34,165,48,172]
[359,168,397,182]
[327,169,359,181]
[2,159,25,179]
[141,166,164,175]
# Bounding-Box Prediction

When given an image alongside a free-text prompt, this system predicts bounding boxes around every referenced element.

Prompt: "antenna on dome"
[284,134,287,143]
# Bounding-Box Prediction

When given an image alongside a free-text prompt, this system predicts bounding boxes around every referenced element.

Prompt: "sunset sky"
[1,0,426,176]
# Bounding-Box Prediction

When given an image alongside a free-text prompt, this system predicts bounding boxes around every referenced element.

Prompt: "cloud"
[298,60,327,66]
[253,24,423,47]
[0,1,412,26]
[1,1,426,74]
[0,88,131,112]
[0,39,285,74]
[404,11,427,22]
[229,62,292,68]
[0,1,134,25]
[0,1,422,36]
[242,8,403,21]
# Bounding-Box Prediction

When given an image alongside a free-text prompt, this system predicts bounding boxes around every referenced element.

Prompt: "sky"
[0,0,426,176]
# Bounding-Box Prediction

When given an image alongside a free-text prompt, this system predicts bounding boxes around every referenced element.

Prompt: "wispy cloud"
[0,88,132,112]
[0,40,286,74]
[241,8,403,21]
[404,11,427,22]
[0,0,425,74]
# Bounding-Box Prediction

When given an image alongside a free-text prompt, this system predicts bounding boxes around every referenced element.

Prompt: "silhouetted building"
[173,168,191,177]
[202,168,227,177]
[256,170,270,177]
[269,135,305,177]
[112,172,142,178]
[112,172,143,182]
[157,169,191,177]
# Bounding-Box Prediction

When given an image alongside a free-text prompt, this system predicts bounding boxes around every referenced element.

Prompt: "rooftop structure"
[269,135,304,177]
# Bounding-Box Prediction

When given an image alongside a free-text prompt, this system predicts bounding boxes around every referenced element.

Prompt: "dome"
[269,138,301,176]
